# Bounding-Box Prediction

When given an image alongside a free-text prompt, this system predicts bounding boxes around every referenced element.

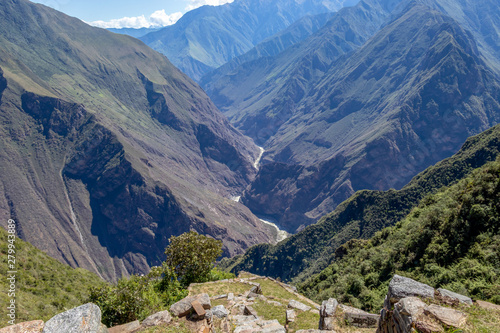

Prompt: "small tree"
[165,231,223,286]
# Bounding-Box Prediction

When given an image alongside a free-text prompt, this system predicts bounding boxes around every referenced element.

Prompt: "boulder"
[0,320,44,333]
[286,309,296,324]
[244,305,259,317]
[288,300,311,312]
[212,305,229,319]
[42,303,102,333]
[296,330,336,333]
[388,275,435,304]
[141,310,172,327]
[391,297,427,332]
[250,283,262,295]
[436,288,472,305]
[424,304,467,328]
[476,300,500,311]
[319,298,338,330]
[108,320,140,333]
[339,304,379,328]
[170,293,211,317]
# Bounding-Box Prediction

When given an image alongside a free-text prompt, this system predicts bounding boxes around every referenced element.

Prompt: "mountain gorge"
[203,0,500,233]
[0,0,278,281]
[140,0,359,80]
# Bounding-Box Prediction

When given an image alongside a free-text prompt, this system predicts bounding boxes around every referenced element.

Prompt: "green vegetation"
[165,231,224,287]
[299,159,500,312]
[90,231,229,326]
[0,227,106,327]
[89,263,187,327]
[223,124,500,284]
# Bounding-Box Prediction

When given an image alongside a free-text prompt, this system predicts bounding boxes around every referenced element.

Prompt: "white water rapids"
[230,146,289,243]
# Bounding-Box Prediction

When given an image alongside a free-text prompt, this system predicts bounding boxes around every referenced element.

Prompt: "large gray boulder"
[42,303,103,333]
[388,275,435,304]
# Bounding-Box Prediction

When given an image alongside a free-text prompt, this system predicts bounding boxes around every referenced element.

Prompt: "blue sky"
[30,0,233,28]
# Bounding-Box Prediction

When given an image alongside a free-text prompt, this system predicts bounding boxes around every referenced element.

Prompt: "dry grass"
[189,281,251,297]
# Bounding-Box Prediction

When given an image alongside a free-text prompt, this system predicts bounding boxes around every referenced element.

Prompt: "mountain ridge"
[0,0,276,281]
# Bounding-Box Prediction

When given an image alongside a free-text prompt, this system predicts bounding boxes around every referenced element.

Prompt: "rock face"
[108,320,140,333]
[170,294,211,318]
[212,305,229,319]
[378,276,469,333]
[0,320,44,333]
[288,300,311,312]
[141,310,172,327]
[319,298,338,330]
[436,288,473,305]
[42,303,103,333]
[339,304,379,328]
[388,275,435,304]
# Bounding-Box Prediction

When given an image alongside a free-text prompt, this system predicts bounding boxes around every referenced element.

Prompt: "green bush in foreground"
[90,231,227,326]
[299,158,500,312]
[89,263,187,327]
[165,231,223,287]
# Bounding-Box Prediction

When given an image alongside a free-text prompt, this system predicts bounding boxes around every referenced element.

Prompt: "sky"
[30,0,234,29]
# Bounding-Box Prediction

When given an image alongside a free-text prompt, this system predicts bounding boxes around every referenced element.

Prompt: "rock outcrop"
[378,276,469,333]
[42,303,105,333]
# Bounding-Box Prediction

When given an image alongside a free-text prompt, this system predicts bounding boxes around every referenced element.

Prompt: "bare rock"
[288,299,311,312]
[476,300,500,311]
[286,309,296,324]
[244,305,259,317]
[392,297,427,332]
[339,304,379,328]
[388,275,435,304]
[424,304,467,328]
[436,288,472,305]
[249,283,262,295]
[0,320,44,333]
[141,310,172,327]
[170,293,211,317]
[42,303,102,333]
[108,320,140,333]
[319,298,338,330]
[213,305,229,319]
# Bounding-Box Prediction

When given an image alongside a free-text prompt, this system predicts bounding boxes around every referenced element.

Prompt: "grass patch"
[288,310,320,332]
[0,227,106,327]
[465,304,500,333]
[189,281,250,297]
[253,299,286,326]
[137,318,191,333]
[253,278,316,307]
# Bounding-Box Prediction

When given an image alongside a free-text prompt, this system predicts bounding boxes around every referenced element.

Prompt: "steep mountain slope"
[220,122,500,283]
[140,0,358,80]
[0,227,106,327]
[299,157,500,311]
[0,0,276,281]
[420,0,500,75]
[208,0,500,232]
[202,0,401,144]
[200,11,334,85]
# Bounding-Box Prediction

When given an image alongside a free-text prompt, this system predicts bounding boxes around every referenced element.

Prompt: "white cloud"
[89,10,183,29]
[185,0,234,11]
